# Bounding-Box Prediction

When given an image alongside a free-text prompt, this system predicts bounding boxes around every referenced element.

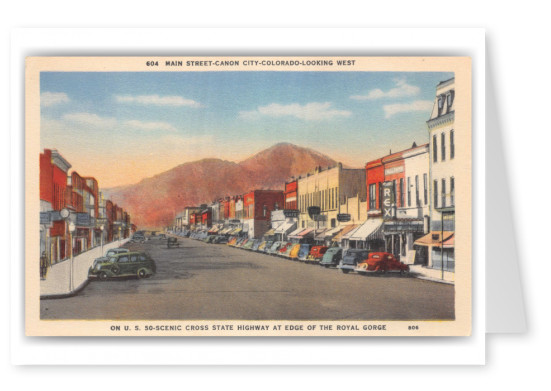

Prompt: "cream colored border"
[25,56,471,337]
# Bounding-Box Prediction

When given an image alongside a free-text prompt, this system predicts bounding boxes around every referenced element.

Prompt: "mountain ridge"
[106,143,337,228]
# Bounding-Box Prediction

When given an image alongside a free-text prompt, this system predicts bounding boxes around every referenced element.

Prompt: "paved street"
[40,237,455,321]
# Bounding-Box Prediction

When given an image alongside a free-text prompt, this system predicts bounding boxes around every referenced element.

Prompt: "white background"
[2,0,546,389]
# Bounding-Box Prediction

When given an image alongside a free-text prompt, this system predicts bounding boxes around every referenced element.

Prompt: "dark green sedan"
[88,251,156,280]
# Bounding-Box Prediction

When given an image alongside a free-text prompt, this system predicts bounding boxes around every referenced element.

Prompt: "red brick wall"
[366,159,384,210]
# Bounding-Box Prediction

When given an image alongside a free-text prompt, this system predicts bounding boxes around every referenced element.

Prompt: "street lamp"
[68,221,76,292]
[100,225,104,255]
[118,226,122,245]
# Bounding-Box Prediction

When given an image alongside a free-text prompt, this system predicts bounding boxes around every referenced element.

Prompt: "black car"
[338,249,371,273]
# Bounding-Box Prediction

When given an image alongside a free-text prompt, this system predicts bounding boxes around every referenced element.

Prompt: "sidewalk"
[40,239,129,299]
[409,265,455,285]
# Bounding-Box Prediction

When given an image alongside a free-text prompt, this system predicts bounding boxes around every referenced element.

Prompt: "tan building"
[297,163,366,234]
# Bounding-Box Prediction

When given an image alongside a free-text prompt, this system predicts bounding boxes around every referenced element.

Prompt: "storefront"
[414,231,455,270]
[347,218,385,251]
[383,219,425,263]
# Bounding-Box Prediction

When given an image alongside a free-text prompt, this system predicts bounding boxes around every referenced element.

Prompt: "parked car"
[306,246,328,264]
[288,244,301,260]
[235,238,249,248]
[242,239,255,250]
[88,251,156,280]
[213,235,228,244]
[356,252,410,275]
[297,244,312,261]
[227,236,238,246]
[338,249,371,273]
[251,239,262,251]
[167,237,180,248]
[203,235,217,243]
[257,241,268,252]
[260,241,274,253]
[278,242,294,257]
[319,247,343,267]
[234,237,247,247]
[267,241,284,255]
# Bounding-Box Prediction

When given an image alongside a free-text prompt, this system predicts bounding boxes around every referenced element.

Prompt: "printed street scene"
[38,68,457,321]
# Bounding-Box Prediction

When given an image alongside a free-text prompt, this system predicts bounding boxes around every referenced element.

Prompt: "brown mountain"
[105,142,337,228]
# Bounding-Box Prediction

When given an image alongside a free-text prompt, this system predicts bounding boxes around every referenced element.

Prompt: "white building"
[415,77,456,274]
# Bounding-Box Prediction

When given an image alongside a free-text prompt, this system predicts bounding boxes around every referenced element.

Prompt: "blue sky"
[40,71,453,187]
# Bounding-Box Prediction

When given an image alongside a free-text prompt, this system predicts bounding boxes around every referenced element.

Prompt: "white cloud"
[123,120,177,132]
[63,112,118,128]
[383,100,433,118]
[350,78,420,101]
[61,112,177,132]
[239,102,351,121]
[41,92,70,107]
[115,94,202,107]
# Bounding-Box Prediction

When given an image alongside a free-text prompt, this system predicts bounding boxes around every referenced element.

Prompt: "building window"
[447,92,453,111]
[399,178,404,207]
[438,95,444,116]
[407,177,411,207]
[441,179,446,208]
[415,175,419,207]
[331,218,336,228]
[369,184,376,210]
[433,135,438,162]
[392,180,396,208]
[423,174,428,205]
[441,133,446,161]
[378,182,383,209]
[450,130,455,159]
[451,177,455,206]
[434,180,438,208]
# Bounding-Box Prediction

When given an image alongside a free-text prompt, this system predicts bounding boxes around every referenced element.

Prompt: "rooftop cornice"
[427,111,454,129]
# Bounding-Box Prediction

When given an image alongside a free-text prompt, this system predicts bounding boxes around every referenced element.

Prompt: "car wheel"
[400,269,409,275]
[111,266,120,274]
[341,269,350,274]
[99,272,108,281]
[137,269,147,279]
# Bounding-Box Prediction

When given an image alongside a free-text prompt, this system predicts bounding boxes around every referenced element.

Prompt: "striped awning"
[332,224,358,242]
[349,218,384,241]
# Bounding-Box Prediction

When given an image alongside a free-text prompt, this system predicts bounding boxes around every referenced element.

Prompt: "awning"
[275,221,297,235]
[323,226,344,238]
[349,218,384,241]
[443,233,454,248]
[414,231,454,248]
[287,227,305,239]
[297,228,314,238]
[264,228,277,236]
[208,226,220,234]
[314,229,328,241]
[332,224,358,242]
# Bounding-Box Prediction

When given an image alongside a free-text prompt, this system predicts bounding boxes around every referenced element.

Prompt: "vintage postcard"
[26,56,471,336]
